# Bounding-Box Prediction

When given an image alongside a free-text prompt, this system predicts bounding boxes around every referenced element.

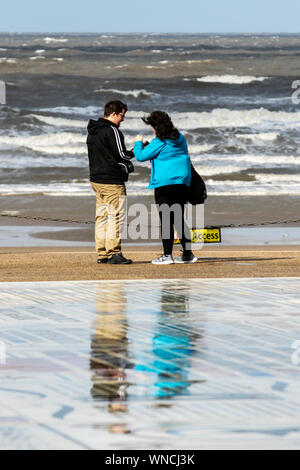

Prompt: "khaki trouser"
[91,182,126,259]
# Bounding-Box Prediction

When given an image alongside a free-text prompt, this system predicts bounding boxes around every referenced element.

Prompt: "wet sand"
[1,194,300,282]
[0,245,300,282]
[1,194,300,233]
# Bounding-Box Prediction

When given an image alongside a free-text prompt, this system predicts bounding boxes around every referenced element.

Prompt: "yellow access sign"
[174,228,221,244]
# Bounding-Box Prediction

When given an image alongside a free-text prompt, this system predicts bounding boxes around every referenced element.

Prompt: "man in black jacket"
[87,100,134,265]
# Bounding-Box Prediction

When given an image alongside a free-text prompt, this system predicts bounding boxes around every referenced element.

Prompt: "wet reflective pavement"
[1,278,300,450]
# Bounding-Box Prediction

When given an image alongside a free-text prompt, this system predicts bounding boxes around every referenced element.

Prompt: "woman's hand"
[134,135,144,144]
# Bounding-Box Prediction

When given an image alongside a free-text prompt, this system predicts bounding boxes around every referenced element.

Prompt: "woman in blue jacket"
[134,111,198,265]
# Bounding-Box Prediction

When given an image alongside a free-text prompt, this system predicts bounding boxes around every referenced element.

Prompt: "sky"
[0,0,300,33]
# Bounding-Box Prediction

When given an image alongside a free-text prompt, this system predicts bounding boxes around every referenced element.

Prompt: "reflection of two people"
[90,283,131,433]
[90,282,203,409]
[136,285,202,398]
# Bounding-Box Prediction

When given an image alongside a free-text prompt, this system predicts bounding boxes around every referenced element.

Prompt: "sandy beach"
[0,245,299,282]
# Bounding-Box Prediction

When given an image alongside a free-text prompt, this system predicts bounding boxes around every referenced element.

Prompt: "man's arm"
[109,126,134,161]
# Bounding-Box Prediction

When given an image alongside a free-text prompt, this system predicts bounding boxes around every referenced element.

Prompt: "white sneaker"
[152,255,174,265]
[174,254,198,264]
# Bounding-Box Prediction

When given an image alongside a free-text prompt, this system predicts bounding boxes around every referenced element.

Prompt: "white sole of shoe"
[152,260,175,265]
[174,257,198,264]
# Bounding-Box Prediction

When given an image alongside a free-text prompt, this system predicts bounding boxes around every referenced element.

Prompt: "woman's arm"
[134,138,165,162]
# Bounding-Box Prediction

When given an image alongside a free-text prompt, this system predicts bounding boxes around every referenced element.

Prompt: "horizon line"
[0,31,300,35]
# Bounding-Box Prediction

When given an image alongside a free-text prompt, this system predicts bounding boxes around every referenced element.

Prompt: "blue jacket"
[134,131,192,189]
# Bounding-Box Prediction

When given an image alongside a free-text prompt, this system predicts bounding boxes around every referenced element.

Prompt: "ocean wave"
[169,109,300,130]
[95,88,157,98]
[1,180,300,198]
[0,58,17,64]
[31,114,86,128]
[252,174,300,183]
[194,165,243,175]
[189,144,216,154]
[0,155,86,169]
[196,75,269,84]
[0,132,86,154]
[236,133,279,143]
[224,155,300,165]
[43,37,69,44]
[205,179,300,196]
[29,56,46,61]
[120,109,300,131]
[30,108,300,132]
[191,155,300,176]
[0,182,91,197]
[37,106,102,116]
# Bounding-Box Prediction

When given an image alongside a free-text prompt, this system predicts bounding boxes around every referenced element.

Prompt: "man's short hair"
[104,100,128,117]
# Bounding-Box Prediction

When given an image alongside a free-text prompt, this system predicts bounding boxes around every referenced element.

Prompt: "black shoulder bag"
[186,164,207,205]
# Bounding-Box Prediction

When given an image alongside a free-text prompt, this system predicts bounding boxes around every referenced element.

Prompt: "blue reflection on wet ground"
[91,284,203,402]
[1,278,300,449]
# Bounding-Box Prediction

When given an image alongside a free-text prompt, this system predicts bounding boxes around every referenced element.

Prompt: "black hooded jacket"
[87,118,134,184]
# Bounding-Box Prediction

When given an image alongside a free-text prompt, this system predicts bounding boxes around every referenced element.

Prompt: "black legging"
[155,184,192,256]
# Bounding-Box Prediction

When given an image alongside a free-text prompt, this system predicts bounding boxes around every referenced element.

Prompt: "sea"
[1,33,300,201]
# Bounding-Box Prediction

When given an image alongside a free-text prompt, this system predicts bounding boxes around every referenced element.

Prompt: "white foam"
[205,179,300,196]
[0,182,91,197]
[43,37,68,44]
[253,174,300,183]
[186,60,214,65]
[1,179,300,198]
[194,165,243,175]
[196,75,268,84]
[236,133,279,142]
[33,108,300,131]
[95,88,156,98]
[169,108,300,129]
[189,144,216,154]
[29,56,46,61]
[0,155,86,169]
[0,132,86,154]
[31,114,86,128]
[0,58,17,64]
[121,109,300,131]
[52,58,64,62]
[191,155,300,177]
[35,49,46,54]
[225,154,300,165]
[37,106,102,116]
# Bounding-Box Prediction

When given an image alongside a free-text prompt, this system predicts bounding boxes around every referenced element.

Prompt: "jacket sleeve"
[108,126,134,162]
[134,138,165,162]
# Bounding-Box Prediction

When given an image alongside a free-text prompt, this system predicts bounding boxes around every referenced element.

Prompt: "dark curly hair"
[142,111,177,140]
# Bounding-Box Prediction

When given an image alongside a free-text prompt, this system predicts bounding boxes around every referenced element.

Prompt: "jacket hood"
[87,118,116,135]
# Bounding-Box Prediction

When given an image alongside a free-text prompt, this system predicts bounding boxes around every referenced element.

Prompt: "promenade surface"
[0,245,300,282]
[1,278,300,450]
